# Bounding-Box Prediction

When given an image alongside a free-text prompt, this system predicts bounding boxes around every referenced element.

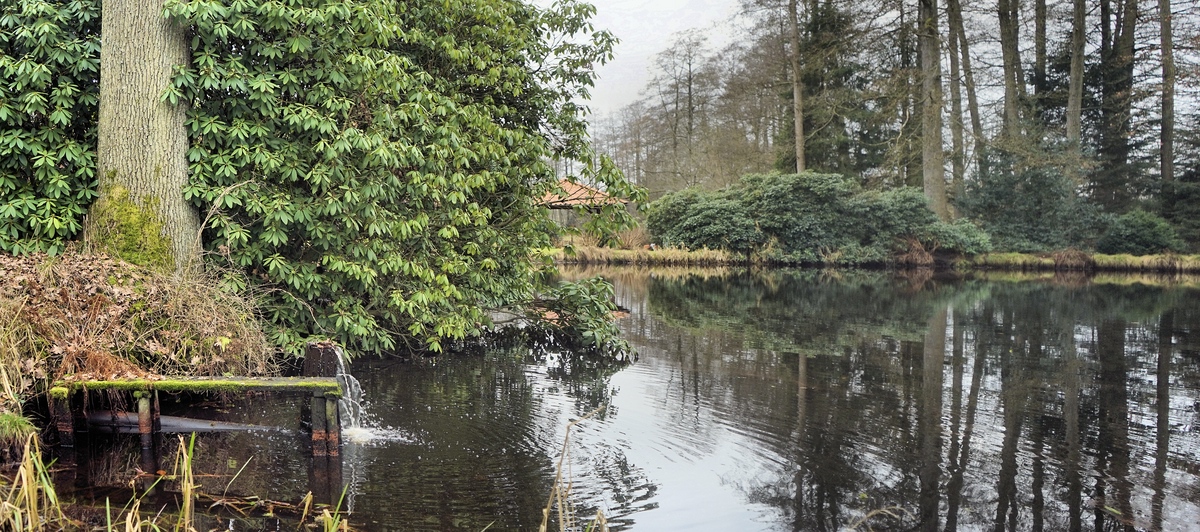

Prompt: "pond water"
[65,268,1200,531]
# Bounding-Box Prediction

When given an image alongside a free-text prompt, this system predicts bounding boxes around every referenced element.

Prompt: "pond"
[62,268,1200,531]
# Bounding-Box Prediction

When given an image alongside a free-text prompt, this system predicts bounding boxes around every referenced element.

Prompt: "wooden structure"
[541,180,624,211]
[50,343,346,458]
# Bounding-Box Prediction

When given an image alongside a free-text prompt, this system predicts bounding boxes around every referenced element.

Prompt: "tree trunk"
[948,0,985,174]
[919,0,948,219]
[1160,0,1175,186]
[918,308,946,531]
[1035,0,1047,96]
[947,15,965,205]
[788,0,807,173]
[91,0,199,271]
[1066,0,1086,148]
[998,0,1024,138]
[1095,0,1139,211]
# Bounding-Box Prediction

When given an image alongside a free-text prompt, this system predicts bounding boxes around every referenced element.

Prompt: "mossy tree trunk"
[87,0,200,271]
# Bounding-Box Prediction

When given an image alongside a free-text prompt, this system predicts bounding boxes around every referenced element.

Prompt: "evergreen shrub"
[2,0,644,357]
[957,156,1103,252]
[646,172,990,264]
[1096,210,1183,256]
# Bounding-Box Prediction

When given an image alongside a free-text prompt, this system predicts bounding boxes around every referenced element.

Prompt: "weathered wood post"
[135,390,158,493]
[311,393,328,457]
[135,391,153,449]
[325,396,340,457]
[304,342,343,457]
[304,341,345,504]
[50,387,74,448]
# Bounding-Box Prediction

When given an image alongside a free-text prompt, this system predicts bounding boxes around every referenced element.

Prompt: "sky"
[536,0,742,117]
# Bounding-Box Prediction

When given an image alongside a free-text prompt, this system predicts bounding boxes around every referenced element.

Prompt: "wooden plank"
[54,377,342,397]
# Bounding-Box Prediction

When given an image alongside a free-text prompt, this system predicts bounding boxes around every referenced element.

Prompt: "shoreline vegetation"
[3,246,1195,529]
[556,245,1200,275]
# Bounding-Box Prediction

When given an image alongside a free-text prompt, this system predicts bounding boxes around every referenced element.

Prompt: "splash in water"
[333,348,412,444]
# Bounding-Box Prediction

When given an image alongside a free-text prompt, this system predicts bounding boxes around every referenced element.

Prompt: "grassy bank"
[557,244,1200,275]
[961,251,1200,273]
[553,245,734,267]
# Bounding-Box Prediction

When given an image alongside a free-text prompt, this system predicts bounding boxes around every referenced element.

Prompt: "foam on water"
[342,425,415,444]
[332,347,416,445]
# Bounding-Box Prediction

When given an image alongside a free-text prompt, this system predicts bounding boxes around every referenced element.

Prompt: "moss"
[56,377,341,397]
[87,183,175,271]
[48,387,70,400]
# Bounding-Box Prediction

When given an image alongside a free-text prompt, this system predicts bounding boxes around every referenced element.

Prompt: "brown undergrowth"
[0,251,276,449]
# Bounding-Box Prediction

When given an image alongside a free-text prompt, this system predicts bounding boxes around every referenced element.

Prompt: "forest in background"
[593,0,1200,254]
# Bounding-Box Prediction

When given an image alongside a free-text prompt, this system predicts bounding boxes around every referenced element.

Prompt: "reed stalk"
[0,435,65,530]
[539,405,606,532]
[173,434,197,532]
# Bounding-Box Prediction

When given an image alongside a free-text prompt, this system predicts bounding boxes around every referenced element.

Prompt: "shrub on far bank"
[646,172,991,265]
[957,157,1104,252]
[1096,210,1184,256]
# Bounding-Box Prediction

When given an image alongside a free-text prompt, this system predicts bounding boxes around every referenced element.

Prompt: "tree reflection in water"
[580,267,1200,531]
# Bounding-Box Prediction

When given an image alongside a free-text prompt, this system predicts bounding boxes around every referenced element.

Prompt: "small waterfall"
[334,349,366,429]
[316,343,411,445]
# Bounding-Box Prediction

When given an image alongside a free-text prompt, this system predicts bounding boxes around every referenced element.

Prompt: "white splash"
[332,347,413,445]
[334,348,366,428]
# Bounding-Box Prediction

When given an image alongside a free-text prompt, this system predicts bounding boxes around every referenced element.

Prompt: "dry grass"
[964,252,1056,270]
[894,238,934,268]
[556,245,734,267]
[1052,248,1095,271]
[614,227,650,250]
[0,251,275,388]
[1092,253,1200,272]
[965,251,1200,274]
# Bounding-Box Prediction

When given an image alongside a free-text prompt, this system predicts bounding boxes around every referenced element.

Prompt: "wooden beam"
[53,377,342,397]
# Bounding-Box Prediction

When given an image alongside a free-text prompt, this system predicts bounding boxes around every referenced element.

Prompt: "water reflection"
[59,269,1200,531]
[586,268,1200,531]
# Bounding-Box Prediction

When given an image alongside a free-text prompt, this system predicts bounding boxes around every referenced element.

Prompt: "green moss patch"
[86,184,174,271]
[55,376,341,397]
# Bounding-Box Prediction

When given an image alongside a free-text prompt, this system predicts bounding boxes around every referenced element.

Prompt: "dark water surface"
[69,268,1200,530]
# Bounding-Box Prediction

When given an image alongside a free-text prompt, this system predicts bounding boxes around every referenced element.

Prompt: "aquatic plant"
[0,435,66,530]
[540,405,608,532]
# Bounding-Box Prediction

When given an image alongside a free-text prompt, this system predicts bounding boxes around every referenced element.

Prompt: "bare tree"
[919,0,948,218]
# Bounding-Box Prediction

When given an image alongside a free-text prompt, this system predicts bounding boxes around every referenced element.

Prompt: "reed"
[173,434,197,532]
[556,245,735,267]
[0,435,66,531]
[539,405,608,532]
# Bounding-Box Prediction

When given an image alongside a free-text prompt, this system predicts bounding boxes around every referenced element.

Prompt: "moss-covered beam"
[54,377,342,398]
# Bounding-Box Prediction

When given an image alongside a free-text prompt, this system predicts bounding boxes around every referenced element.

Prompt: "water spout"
[334,349,366,433]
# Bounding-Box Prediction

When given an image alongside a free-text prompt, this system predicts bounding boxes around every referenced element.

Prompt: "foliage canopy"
[1,0,644,357]
[0,0,99,255]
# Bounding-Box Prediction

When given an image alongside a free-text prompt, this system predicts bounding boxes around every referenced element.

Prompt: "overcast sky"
[537,0,741,117]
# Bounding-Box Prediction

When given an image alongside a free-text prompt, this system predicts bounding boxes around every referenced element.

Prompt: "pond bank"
[556,245,1200,274]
